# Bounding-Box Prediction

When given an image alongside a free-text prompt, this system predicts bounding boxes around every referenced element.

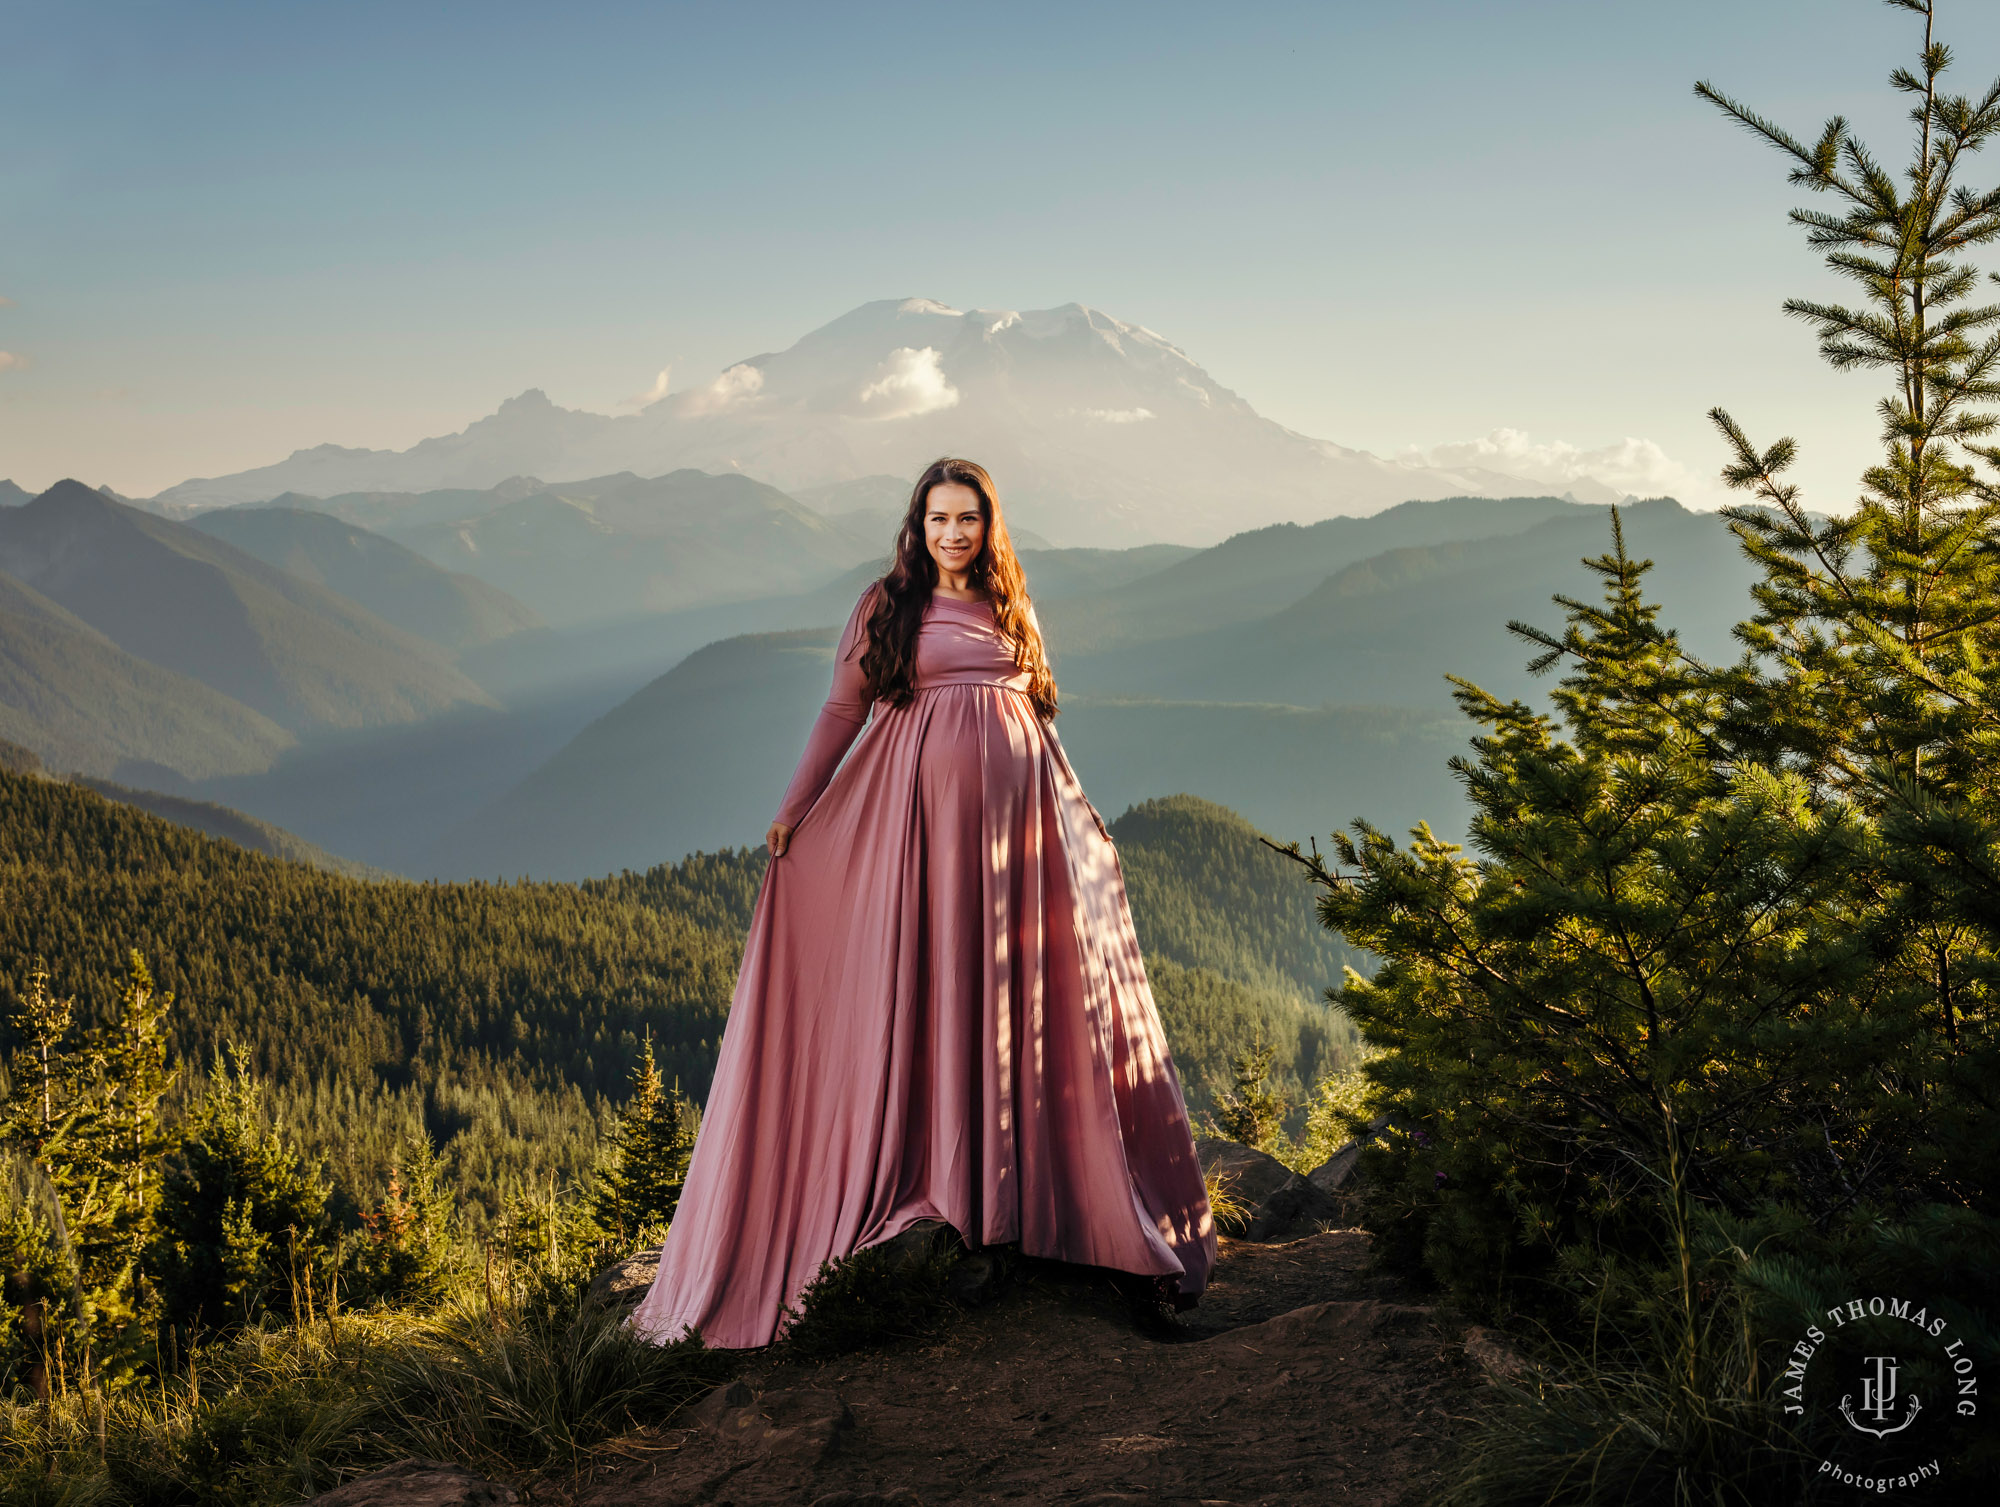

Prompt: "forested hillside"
[0,765,751,1224]
[0,768,1353,1225]
[1111,796,1360,1115]
[75,775,392,879]
[1114,795,1359,994]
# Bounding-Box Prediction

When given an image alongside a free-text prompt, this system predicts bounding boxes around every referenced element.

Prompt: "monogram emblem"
[1840,1356,1924,1438]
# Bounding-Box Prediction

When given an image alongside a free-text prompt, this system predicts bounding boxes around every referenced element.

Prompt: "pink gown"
[628,584,1215,1350]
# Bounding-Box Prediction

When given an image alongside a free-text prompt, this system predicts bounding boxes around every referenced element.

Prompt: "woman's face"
[923,481,987,580]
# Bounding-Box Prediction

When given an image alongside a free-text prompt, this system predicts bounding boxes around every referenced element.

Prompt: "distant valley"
[423,492,1752,881]
[2,462,1751,880]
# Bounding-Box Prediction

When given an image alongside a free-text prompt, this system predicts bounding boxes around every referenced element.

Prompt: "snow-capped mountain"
[151,299,1603,546]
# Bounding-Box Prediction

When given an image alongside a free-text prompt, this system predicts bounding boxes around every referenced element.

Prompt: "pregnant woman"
[629,457,1215,1349]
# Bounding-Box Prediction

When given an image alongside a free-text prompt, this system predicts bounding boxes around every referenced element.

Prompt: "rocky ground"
[552,1227,1484,1507]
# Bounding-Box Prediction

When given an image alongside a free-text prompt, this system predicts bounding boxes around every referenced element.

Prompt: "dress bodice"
[772,585,1036,828]
[911,594,1032,693]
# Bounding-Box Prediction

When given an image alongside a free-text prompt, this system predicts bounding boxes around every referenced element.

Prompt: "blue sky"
[6,0,2000,505]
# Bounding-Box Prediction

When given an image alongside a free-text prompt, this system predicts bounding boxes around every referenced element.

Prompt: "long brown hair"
[859,457,1058,720]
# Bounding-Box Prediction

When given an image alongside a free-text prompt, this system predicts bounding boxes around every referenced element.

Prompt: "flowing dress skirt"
[629,679,1215,1350]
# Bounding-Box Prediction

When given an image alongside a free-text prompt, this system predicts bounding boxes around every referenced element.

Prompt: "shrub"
[779,1242,959,1362]
[1206,1037,1293,1157]
[363,1280,729,1475]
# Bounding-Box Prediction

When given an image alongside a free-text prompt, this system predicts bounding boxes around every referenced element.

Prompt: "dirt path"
[568,1231,1481,1507]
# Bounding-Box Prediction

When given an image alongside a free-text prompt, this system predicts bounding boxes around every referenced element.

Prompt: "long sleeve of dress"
[772,586,879,829]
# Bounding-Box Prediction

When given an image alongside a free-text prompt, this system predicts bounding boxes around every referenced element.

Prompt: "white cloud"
[620,365,673,412]
[1075,406,1155,424]
[857,346,960,420]
[0,351,28,373]
[678,362,765,416]
[1407,427,1708,504]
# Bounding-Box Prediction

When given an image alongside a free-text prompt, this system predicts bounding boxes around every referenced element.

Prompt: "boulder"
[1197,1137,1341,1240]
[587,1248,660,1308]
[756,1389,857,1466]
[1305,1140,1362,1195]
[945,1249,1006,1306]
[866,1218,958,1274]
[1196,1137,1295,1211]
[306,1458,517,1507]
[1243,1171,1341,1241]
[689,1378,755,1427]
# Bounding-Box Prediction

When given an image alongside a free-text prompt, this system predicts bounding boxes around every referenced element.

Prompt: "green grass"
[1438,1299,1815,1507]
[368,1279,729,1477]
[0,1275,733,1506]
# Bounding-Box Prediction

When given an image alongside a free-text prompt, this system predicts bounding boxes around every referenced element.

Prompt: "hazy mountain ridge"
[0,462,1728,882]
[421,621,1477,881]
[1055,498,1753,711]
[74,775,390,879]
[432,627,840,879]
[376,469,890,627]
[425,495,1740,880]
[0,564,295,779]
[189,505,542,651]
[0,482,497,738]
[144,299,1617,545]
[1039,493,1590,657]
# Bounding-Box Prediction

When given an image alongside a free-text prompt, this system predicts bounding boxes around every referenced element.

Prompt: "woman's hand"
[767,821,795,858]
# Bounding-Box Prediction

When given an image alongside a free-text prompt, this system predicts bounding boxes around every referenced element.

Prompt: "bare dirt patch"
[563,1230,1479,1507]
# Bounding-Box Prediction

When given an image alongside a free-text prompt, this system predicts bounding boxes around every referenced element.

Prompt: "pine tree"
[99,952,174,1237]
[0,953,181,1388]
[150,1048,332,1333]
[1208,1037,1292,1153]
[589,1035,700,1246]
[1698,0,2000,1204]
[0,959,91,1257]
[345,1132,459,1310]
[1698,0,2000,808]
[1279,520,1872,1317]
